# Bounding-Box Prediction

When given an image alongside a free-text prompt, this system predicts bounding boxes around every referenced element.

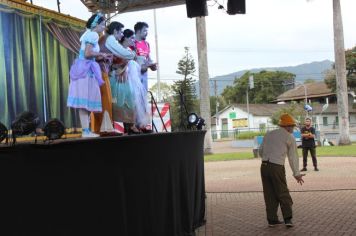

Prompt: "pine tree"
[171,47,197,131]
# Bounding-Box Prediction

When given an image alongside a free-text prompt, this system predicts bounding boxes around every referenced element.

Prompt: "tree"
[149,82,173,102]
[176,47,196,79]
[270,103,306,127]
[325,46,356,92]
[332,0,350,145]
[170,47,198,131]
[307,0,351,144]
[221,70,295,104]
[324,68,336,91]
[345,46,356,82]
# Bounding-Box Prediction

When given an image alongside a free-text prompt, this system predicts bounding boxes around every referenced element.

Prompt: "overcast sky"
[35,0,356,87]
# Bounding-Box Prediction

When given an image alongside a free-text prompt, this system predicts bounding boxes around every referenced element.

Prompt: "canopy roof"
[80,0,186,14]
[1,0,85,27]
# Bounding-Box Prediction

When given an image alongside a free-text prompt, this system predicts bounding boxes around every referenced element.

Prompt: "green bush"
[235,131,265,140]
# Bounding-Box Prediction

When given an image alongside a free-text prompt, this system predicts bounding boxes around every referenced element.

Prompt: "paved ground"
[196,141,356,235]
[211,140,252,153]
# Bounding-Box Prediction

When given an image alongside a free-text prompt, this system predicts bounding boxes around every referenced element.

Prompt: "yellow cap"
[279,113,296,126]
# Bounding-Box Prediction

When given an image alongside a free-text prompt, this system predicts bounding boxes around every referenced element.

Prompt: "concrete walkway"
[197,143,356,235]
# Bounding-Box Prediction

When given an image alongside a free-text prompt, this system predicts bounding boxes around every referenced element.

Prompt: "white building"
[211,103,356,141]
[211,104,282,139]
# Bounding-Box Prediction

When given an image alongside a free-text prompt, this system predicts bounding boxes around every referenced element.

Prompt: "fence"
[211,127,278,141]
[213,123,356,143]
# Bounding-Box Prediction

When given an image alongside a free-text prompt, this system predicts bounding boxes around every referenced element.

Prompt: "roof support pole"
[196,16,212,154]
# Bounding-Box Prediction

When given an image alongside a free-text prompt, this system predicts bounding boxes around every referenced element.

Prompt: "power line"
[157,46,334,53]
[148,73,325,81]
[148,74,329,87]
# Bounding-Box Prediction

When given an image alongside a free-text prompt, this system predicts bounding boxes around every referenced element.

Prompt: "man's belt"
[261,160,283,166]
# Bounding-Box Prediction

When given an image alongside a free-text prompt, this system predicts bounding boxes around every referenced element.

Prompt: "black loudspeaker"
[227,0,246,15]
[185,0,208,18]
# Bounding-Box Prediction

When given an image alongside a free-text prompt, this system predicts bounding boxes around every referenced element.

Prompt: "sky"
[34,0,356,88]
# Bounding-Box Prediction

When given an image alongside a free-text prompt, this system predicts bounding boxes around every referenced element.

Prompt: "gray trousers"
[302,147,317,168]
[260,162,293,222]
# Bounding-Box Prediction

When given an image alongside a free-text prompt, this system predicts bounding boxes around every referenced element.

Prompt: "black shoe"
[314,167,319,171]
[268,220,284,227]
[140,128,153,133]
[300,167,307,171]
[285,219,294,228]
[128,127,141,135]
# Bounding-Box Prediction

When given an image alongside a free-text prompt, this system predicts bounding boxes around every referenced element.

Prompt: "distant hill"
[199,60,333,96]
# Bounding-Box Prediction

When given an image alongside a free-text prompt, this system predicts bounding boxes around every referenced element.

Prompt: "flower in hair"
[91,13,103,29]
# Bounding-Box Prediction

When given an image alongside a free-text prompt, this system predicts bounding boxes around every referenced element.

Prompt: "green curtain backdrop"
[42,23,79,128]
[0,4,83,129]
[0,9,44,127]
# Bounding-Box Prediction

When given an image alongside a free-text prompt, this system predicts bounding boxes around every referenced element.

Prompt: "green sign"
[229,112,236,119]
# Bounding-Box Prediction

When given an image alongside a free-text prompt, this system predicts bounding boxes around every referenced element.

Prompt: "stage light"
[0,122,8,143]
[187,113,205,130]
[11,111,40,144]
[43,118,65,141]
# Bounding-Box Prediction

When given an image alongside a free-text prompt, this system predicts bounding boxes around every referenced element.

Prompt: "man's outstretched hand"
[294,174,306,185]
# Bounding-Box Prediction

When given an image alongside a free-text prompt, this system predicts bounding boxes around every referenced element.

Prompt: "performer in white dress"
[67,13,111,138]
[110,29,149,134]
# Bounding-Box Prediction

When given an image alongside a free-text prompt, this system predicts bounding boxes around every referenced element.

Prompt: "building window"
[323,117,328,126]
[222,118,228,125]
[232,118,248,128]
[335,116,339,125]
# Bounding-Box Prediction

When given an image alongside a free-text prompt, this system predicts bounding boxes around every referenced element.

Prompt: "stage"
[0,131,206,236]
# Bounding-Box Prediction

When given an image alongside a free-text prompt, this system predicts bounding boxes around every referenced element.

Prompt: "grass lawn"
[205,152,254,162]
[306,144,356,157]
[205,144,356,162]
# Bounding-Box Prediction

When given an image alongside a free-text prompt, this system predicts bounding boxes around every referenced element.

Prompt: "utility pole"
[57,0,61,13]
[153,9,161,102]
[214,80,219,139]
[296,82,308,115]
[286,81,308,115]
[246,88,250,130]
[214,80,218,126]
[247,75,254,130]
[214,79,220,139]
[196,17,212,154]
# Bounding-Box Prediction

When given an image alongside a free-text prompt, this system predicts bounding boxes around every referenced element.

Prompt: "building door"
[221,118,228,138]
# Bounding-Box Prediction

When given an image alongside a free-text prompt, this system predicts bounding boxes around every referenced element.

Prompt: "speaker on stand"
[185,0,208,18]
[227,0,246,15]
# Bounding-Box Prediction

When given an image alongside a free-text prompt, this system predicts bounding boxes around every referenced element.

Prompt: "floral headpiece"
[90,13,103,29]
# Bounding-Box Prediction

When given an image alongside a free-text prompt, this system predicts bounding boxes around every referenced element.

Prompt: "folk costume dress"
[110,48,149,128]
[67,30,104,112]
